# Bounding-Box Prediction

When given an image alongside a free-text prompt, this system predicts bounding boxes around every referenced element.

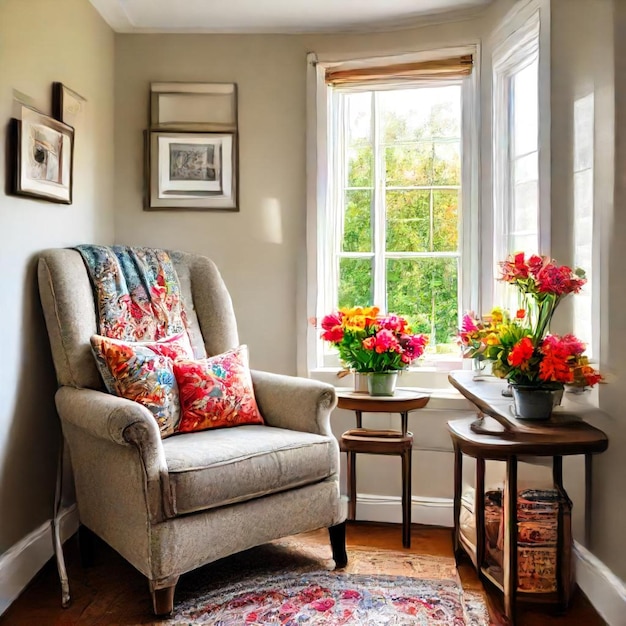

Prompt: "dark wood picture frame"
[10,106,74,204]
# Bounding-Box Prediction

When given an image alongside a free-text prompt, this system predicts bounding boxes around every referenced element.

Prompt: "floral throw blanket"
[76,245,188,342]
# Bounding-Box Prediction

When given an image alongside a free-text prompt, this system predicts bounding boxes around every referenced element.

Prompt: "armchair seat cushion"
[162,424,338,516]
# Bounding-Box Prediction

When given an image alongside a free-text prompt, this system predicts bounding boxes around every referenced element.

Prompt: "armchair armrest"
[55,386,174,521]
[250,370,337,436]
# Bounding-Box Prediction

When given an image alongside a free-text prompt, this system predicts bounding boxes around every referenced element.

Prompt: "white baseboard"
[574,541,626,626]
[0,504,79,617]
[355,493,454,528]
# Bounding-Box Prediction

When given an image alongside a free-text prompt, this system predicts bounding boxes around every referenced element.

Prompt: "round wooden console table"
[336,389,429,548]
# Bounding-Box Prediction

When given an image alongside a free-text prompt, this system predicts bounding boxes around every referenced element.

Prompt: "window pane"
[346,92,372,145]
[338,257,373,308]
[385,144,433,187]
[514,152,538,185]
[379,86,461,142]
[342,190,372,252]
[510,233,538,256]
[432,141,461,185]
[387,257,458,345]
[512,181,538,233]
[433,190,459,252]
[386,190,431,252]
[512,59,538,156]
[347,145,373,187]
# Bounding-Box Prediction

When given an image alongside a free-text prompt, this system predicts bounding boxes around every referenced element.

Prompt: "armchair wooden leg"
[149,577,179,616]
[329,521,348,569]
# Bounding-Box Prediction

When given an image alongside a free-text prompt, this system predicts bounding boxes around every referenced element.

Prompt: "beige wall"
[114,16,487,376]
[549,0,625,580]
[0,0,115,556]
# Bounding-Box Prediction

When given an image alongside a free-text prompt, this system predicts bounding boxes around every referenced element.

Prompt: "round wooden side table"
[336,389,429,548]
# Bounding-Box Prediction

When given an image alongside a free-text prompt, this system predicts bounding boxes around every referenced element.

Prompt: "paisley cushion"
[173,345,264,433]
[90,332,194,437]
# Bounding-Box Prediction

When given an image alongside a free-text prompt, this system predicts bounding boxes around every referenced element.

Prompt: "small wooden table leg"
[347,450,357,520]
[452,442,463,555]
[585,453,593,548]
[504,456,518,623]
[402,446,412,548]
[476,457,486,569]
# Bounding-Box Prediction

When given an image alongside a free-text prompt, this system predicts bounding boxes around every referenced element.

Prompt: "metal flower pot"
[511,385,561,420]
[367,371,399,397]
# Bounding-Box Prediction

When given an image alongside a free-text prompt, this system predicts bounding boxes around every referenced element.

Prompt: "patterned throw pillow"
[90,332,194,437]
[173,345,264,433]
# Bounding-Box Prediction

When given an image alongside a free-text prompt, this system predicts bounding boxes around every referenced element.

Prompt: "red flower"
[500,252,530,282]
[535,263,586,296]
[321,326,344,343]
[528,254,545,276]
[508,337,534,368]
[538,335,575,383]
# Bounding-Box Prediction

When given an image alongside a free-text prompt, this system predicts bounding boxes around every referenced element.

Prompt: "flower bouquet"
[318,306,428,395]
[477,253,601,418]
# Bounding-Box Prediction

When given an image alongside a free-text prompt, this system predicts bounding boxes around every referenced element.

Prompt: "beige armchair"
[37,248,347,615]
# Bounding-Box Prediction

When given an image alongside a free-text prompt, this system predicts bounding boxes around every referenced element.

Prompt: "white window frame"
[491,3,550,308]
[303,46,481,377]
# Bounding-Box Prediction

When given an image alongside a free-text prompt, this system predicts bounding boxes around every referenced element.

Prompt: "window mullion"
[372,91,387,311]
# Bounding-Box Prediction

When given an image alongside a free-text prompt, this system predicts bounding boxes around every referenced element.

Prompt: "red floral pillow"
[90,332,194,437]
[173,345,264,433]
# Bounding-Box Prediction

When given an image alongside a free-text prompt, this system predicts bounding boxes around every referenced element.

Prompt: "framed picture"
[147,131,237,210]
[52,82,86,128]
[10,105,74,204]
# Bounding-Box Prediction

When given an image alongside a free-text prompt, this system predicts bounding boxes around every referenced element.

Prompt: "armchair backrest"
[38,248,239,389]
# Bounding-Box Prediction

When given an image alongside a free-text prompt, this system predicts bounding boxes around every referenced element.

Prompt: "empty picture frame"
[10,105,74,204]
[147,131,237,210]
[52,82,86,127]
[150,83,237,132]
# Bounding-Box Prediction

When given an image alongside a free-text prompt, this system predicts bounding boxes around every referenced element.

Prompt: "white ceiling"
[89,0,494,34]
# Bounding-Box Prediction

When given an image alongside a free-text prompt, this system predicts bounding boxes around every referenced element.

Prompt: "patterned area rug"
[155,534,491,625]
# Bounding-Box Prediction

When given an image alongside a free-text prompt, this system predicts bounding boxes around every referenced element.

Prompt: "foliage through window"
[333,85,462,351]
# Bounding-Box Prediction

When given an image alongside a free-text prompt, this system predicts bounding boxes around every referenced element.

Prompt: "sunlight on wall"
[573,92,594,356]
[255,197,284,244]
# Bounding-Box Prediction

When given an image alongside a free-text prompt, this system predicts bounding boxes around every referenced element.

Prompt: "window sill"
[309,365,475,410]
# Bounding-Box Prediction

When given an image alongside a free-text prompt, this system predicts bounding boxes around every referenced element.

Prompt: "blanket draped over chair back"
[75,245,188,342]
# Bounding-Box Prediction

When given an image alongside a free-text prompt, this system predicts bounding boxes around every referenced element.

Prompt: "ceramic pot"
[353,372,369,394]
[511,385,563,420]
[367,371,399,397]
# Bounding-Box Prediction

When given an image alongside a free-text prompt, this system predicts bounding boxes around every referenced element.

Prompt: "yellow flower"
[485,332,501,346]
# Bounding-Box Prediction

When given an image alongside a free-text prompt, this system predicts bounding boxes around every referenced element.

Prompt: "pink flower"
[366,329,401,354]
[379,315,408,333]
[321,312,342,330]
[401,334,428,360]
[461,313,478,333]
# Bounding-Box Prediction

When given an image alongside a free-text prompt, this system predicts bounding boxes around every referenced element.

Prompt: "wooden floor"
[1,522,605,625]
